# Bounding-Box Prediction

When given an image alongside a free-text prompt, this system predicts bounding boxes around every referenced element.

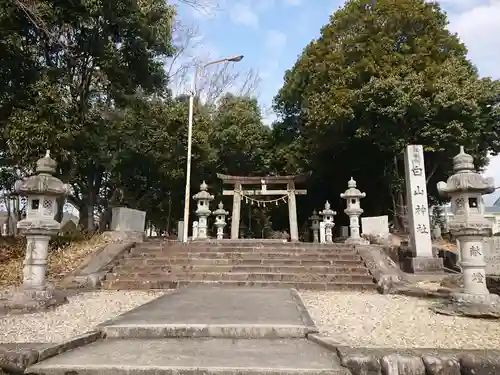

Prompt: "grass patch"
[0,233,110,287]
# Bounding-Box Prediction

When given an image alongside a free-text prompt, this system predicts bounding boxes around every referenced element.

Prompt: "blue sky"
[172,0,500,201]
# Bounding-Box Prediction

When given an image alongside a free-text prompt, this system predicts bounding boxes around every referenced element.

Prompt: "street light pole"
[182,55,244,243]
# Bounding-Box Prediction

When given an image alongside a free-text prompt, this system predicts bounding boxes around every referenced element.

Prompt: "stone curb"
[60,242,135,288]
[0,331,102,374]
[308,335,500,375]
[289,288,319,333]
[101,323,313,339]
[23,365,339,375]
[355,245,409,294]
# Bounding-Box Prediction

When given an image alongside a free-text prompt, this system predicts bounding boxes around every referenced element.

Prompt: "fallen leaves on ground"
[0,234,110,287]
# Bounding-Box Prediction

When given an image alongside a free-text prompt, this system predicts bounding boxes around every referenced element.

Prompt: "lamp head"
[228,55,244,62]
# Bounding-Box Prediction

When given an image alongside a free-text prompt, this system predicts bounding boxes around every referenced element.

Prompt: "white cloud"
[229,3,259,27]
[447,2,500,79]
[265,30,287,53]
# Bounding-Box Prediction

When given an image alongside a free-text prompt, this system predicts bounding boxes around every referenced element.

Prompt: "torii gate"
[217,173,310,241]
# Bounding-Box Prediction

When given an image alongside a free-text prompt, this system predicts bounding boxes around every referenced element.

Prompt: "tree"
[273,0,500,228]
[2,0,176,230]
[211,94,271,176]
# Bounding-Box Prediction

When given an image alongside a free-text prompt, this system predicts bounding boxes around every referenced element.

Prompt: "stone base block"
[102,230,145,243]
[0,285,68,314]
[432,293,500,318]
[345,237,369,245]
[403,256,444,274]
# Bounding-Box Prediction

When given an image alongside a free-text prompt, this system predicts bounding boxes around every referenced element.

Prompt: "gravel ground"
[301,291,500,349]
[0,290,166,343]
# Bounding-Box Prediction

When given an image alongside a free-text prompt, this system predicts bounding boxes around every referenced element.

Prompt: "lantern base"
[431,293,500,319]
[403,256,444,274]
[0,284,68,314]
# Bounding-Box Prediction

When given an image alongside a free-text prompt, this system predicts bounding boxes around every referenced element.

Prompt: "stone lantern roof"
[309,210,320,221]
[193,181,214,201]
[319,201,336,217]
[437,146,494,196]
[340,177,366,199]
[14,150,69,197]
[453,146,475,172]
[213,202,228,216]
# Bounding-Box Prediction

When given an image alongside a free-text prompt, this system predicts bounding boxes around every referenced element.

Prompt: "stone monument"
[193,181,214,240]
[434,146,500,317]
[192,221,199,240]
[403,145,443,273]
[105,207,146,242]
[319,222,326,243]
[319,201,336,243]
[340,177,369,245]
[0,151,70,313]
[213,201,229,240]
[309,210,320,243]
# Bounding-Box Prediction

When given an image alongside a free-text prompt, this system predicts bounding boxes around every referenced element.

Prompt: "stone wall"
[310,335,500,375]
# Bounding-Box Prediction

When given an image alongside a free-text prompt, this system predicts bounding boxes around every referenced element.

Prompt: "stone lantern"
[340,177,368,245]
[14,151,69,291]
[213,201,229,240]
[436,146,499,308]
[319,201,336,243]
[192,181,214,240]
[309,210,320,243]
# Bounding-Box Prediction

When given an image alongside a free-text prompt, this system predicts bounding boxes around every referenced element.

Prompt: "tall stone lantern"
[192,181,214,240]
[436,146,499,308]
[341,177,369,245]
[319,201,336,243]
[213,202,228,240]
[309,210,320,243]
[14,150,70,290]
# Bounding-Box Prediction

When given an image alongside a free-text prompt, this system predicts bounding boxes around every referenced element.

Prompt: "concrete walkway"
[27,287,349,375]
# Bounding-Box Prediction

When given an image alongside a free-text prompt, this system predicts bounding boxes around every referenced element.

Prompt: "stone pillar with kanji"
[309,210,320,243]
[213,201,229,240]
[192,181,214,240]
[404,145,443,273]
[437,146,495,298]
[14,150,70,290]
[320,201,336,243]
[340,177,369,245]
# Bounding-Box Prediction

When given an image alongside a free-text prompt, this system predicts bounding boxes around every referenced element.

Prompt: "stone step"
[125,251,361,261]
[102,279,377,290]
[111,264,370,274]
[136,242,355,251]
[120,257,363,267]
[26,338,350,375]
[131,246,357,255]
[105,271,374,283]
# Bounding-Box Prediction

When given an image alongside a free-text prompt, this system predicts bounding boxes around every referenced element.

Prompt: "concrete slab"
[27,338,350,375]
[100,287,317,338]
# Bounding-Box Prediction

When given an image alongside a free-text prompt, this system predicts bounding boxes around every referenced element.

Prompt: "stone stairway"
[27,287,351,375]
[102,239,376,290]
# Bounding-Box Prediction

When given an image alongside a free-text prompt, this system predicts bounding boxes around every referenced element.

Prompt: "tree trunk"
[55,196,65,223]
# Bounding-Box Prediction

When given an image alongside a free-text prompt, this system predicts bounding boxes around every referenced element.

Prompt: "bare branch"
[174,0,221,14]
[237,69,261,97]
[196,63,262,106]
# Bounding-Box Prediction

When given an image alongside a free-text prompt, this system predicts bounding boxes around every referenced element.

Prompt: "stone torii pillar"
[230,183,242,239]
[287,181,299,242]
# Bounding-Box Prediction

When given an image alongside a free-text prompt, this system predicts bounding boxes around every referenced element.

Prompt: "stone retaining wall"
[310,335,500,375]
